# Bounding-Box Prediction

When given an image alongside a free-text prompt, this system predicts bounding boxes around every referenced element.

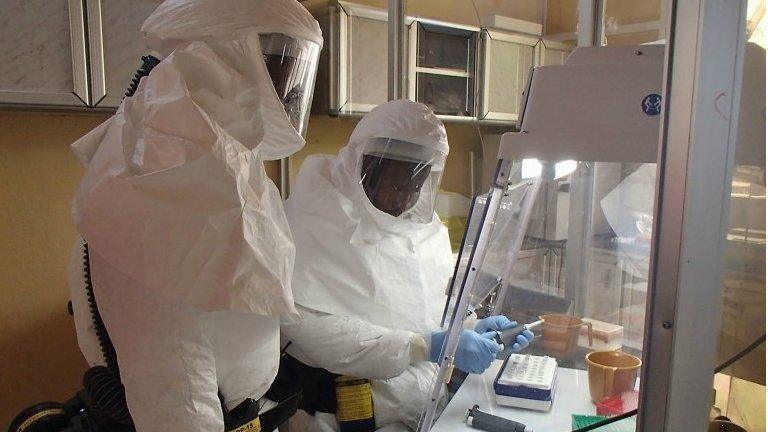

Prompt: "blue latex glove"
[474,316,535,352]
[429,329,501,374]
[510,329,535,352]
[474,315,517,333]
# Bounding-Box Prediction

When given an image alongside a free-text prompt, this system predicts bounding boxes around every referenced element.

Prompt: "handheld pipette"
[466,405,533,432]
[492,320,543,348]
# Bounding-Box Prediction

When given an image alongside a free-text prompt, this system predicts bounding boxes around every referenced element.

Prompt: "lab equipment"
[66,0,323,429]
[492,320,542,350]
[466,405,533,432]
[494,354,558,411]
[418,45,666,432]
[429,329,501,374]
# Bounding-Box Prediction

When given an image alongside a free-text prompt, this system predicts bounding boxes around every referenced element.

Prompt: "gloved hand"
[510,329,535,352]
[474,315,517,333]
[474,316,535,353]
[429,329,501,374]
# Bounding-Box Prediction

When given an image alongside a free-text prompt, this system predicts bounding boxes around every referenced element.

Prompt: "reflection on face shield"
[260,33,320,137]
[361,155,432,217]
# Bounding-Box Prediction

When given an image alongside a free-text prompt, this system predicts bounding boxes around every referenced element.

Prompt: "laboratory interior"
[0,0,765,431]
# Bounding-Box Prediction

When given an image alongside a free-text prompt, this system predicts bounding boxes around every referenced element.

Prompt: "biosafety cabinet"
[412,11,764,427]
[423,45,665,432]
[306,1,571,124]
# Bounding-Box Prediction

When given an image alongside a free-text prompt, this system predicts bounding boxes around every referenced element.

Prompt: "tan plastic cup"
[540,314,594,358]
[586,350,642,402]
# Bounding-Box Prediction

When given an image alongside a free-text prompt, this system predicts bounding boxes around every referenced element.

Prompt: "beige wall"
[0,112,107,427]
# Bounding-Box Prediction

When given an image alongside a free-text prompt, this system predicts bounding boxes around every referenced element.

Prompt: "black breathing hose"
[125,55,160,98]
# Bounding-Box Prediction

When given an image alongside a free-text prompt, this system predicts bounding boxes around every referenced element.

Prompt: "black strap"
[265,353,339,415]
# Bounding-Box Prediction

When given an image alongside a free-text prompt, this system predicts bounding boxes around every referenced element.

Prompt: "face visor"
[260,33,321,137]
[359,137,447,223]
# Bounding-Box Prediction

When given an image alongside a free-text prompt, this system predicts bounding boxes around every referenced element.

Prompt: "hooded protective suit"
[67,1,322,430]
[282,100,454,431]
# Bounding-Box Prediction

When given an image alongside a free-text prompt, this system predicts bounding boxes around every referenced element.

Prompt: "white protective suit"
[67,1,322,430]
[282,100,454,432]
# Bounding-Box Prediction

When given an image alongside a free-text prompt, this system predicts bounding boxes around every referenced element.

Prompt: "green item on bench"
[571,414,636,432]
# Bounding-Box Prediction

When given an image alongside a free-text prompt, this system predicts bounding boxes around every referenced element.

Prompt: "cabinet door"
[479,30,538,122]
[537,39,572,66]
[410,22,478,118]
[0,0,88,107]
[87,0,160,108]
[344,12,389,113]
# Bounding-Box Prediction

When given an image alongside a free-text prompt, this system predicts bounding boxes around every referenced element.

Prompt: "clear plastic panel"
[425,159,657,432]
[711,30,766,430]
[442,174,541,326]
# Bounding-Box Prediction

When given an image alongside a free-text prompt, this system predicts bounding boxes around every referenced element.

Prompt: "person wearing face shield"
[64,0,321,430]
[279,100,533,432]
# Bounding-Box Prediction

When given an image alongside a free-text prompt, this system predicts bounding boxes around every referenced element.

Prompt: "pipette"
[492,320,543,348]
[466,405,533,432]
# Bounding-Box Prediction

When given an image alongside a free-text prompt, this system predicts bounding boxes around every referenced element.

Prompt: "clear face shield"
[358,137,447,223]
[259,33,321,137]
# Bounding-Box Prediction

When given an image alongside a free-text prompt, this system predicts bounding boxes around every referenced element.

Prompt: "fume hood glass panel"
[710,38,766,430]
[487,161,653,367]
[435,159,654,429]
[712,167,766,431]
[416,73,474,116]
[442,177,540,326]
[347,15,389,110]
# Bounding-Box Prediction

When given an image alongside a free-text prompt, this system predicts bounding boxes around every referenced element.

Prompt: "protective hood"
[142,0,322,54]
[285,100,453,333]
[332,99,449,232]
[140,0,323,160]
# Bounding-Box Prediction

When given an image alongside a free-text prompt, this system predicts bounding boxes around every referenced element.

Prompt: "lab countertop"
[432,360,629,432]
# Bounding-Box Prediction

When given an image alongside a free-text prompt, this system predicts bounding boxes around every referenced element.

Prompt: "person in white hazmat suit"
[66,0,322,430]
[280,100,534,432]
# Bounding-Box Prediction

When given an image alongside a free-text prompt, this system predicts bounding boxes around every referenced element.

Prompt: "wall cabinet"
[311,2,392,115]
[479,31,539,122]
[0,0,157,110]
[0,0,88,107]
[409,22,478,119]
[537,39,572,66]
[314,1,573,125]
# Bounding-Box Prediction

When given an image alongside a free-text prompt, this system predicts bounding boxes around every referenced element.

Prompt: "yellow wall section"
[0,112,108,427]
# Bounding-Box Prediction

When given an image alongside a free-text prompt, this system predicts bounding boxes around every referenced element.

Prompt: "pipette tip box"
[493,353,557,411]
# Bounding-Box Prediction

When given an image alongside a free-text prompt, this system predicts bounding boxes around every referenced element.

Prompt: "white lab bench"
[432,360,600,432]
